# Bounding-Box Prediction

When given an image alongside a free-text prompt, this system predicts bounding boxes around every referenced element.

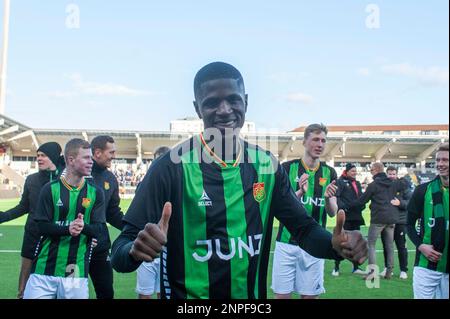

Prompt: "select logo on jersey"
[198,190,212,207]
[82,198,91,209]
[104,182,110,190]
[56,198,64,207]
[192,234,263,262]
[253,183,266,202]
[319,177,328,187]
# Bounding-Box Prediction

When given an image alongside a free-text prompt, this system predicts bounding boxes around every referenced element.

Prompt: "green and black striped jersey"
[117,135,340,299]
[32,177,105,278]
[276,159,337,244]
[407,177,449,274]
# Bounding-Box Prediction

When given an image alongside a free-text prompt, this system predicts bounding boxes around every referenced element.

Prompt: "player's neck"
[64,170,85,187]
[440,175,449,188]
[201,133,240,161]
[302,153,320,171]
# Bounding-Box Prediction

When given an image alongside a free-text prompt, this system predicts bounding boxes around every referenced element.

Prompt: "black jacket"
[89,160,124,253]
[336,175,365,224]
[393,177,412,225]
[0,170,60,233]
[353,172,406,225]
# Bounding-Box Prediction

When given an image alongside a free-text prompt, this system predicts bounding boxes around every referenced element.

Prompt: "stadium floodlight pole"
[0,0,11,115]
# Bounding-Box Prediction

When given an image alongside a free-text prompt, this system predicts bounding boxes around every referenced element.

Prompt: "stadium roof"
[291,124,449,133]
[1,114,448,165]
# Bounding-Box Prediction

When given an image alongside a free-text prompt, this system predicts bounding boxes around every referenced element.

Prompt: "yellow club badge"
[104,182,110,190]
[82,198,91,209]
[319,177,328,187]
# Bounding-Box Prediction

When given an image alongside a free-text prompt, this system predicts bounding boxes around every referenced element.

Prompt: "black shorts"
[20,229,41,260]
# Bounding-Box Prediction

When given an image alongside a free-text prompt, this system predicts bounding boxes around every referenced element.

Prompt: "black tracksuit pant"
[381,224,408,272]
[89,249,114,299]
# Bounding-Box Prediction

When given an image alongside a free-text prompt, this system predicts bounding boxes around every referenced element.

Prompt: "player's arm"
[35,185,70,237]
[398,180,412,210]
[111,155,173,273]
[105,177,125,230]
[406,185,426,247]
[81,188,105,237]
[325,168,339,217]
[0,177,31,224]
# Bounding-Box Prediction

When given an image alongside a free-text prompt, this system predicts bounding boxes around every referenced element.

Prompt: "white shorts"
[413,267,449,299]
[271,242,325,296]
[136,258,161,296]
[23,274,89,299]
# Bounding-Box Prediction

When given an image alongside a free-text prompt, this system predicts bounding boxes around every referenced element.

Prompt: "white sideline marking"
[0,250,20,253]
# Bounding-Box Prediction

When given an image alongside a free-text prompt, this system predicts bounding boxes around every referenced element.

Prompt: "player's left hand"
[325,180,338,199]
[390,197,401,206]
[332,210,368,265]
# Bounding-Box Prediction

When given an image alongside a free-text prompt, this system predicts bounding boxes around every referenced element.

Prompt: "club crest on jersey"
[319,177,328,186]
[104,182,110,190]
[82,198,91,209]
[253,182,266,202]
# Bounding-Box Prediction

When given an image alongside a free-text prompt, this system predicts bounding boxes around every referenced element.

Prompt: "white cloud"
[47,91,78,98]
[267,72,310,84]
[356,68,370,76]
[48,73,155,98]
[285,92,314,104]
[381,63,449,86]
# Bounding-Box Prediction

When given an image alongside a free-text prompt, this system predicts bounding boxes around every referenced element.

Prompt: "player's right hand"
[129,202,172,262]
[69,214,84,236]
[295,173,309,198]
[418,244,442,263]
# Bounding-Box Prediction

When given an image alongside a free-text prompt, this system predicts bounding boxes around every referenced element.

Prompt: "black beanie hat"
[37,142,62,166]
[345,163,356,172]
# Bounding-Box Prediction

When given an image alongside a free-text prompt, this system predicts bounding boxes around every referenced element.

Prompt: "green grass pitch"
[0,198,414,299]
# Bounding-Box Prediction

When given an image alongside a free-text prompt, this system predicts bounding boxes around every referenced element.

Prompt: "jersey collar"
[199,133,242,168]
[301,158,320,172]
[60,175,85,191]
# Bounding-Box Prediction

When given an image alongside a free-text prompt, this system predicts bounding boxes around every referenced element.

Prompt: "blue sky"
[1,0,448,132]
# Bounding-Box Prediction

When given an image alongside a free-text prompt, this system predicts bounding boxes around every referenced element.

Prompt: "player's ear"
[244,94,248,113]
[193,101,202,119]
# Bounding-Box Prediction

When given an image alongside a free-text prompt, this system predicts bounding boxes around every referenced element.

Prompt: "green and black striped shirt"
[32,177,105,278]
[112,135,341,299]
[407,177,449,273]
[276,159,337,244]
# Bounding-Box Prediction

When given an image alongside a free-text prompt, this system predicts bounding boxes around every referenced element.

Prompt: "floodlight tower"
[0,0,11,115]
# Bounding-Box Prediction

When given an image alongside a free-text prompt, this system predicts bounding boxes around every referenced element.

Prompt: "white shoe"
[399,271,408,280]
[331,269,340,277]
[380,268,387,277]
[352,268,368,275]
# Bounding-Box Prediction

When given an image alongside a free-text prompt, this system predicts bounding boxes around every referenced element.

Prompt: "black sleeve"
[330,167,338,182]
[335,179,349,212]
[111,155,174,272]
[111,222,142,272]
[0,177,31,223]
[352,183,373,208]
[105,178,124,230]
[399,187,412,211]
[272,163,341,260]
[407,184,427,247]
[35,184,70,236]
[38,222,70,236]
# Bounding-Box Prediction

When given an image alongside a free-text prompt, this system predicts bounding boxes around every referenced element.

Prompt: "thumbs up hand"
[130,202,172,262]
[332,210,368,265]
[69,213,85,237]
